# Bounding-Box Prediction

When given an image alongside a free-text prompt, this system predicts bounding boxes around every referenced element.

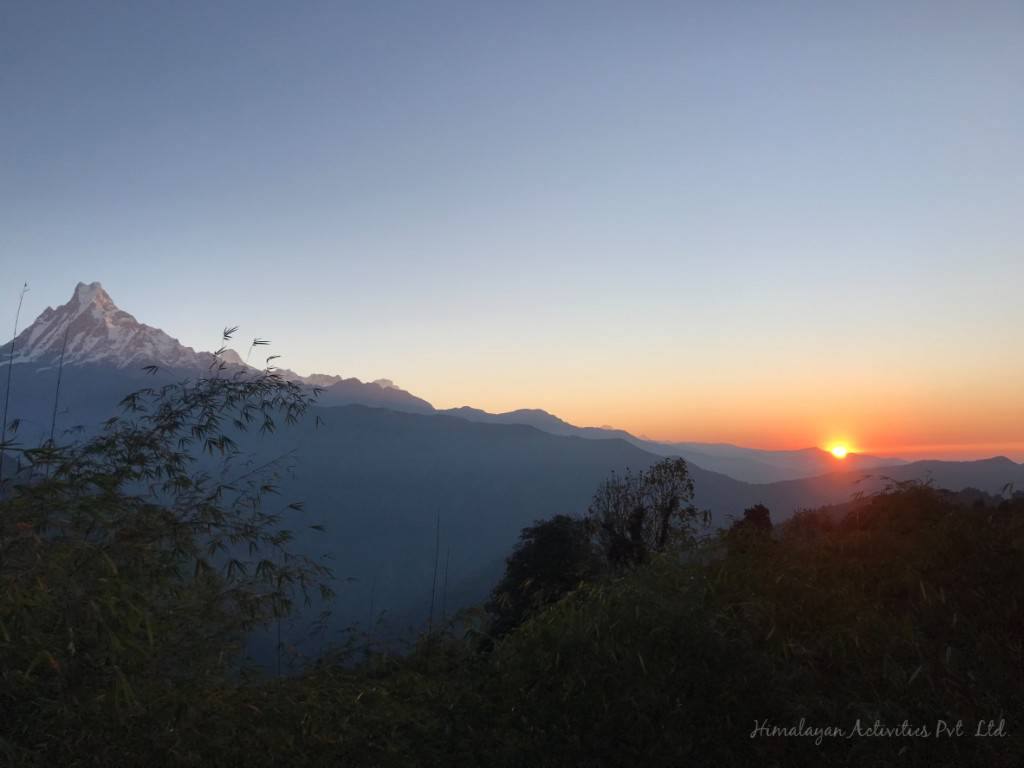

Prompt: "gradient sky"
[2,1,1022,459]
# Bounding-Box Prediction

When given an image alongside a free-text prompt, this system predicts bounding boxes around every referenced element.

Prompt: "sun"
[830,445,849,459]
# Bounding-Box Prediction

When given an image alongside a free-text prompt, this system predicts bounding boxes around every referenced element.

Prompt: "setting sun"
[830,445,849,459]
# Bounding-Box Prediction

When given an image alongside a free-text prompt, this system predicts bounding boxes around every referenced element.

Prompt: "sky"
[1,1,1022,459]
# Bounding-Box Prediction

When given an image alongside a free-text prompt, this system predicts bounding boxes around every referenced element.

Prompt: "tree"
[588,458,705,568]
[733,503,773,533]
[726,503,773,551]
[0,360,333,763]
[486,515,599,638]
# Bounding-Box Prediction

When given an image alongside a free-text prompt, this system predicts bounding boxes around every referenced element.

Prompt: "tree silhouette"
[487,514,599,638]
[588,458,705,568]
[736,503,773,533]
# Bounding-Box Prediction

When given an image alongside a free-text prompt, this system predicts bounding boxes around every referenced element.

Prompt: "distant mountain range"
[437,407,905,483]
[4,282,1022,652]
[237,405,1022,653]
[2,282,905,483]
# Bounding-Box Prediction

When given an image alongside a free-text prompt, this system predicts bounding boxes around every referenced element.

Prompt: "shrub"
[0,366,332,765]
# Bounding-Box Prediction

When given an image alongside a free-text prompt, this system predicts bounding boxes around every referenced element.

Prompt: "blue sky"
[1,1,1022,454]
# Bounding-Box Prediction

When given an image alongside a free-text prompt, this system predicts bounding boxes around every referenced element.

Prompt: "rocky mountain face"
[3,282,242,371]
[1,283,428,407]
[0,282,436,443]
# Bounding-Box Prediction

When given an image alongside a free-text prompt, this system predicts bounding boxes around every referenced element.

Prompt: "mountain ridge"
[237,402,1023,642]
[0,282,976,483]
[2,282,430,410]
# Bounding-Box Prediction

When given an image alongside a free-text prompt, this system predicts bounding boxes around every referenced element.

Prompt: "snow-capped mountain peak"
[71,281,117,313]
[2,282,432,413]
[3,282,233,371]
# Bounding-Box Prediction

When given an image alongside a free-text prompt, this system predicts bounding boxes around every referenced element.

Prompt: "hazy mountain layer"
[3,282,906,483]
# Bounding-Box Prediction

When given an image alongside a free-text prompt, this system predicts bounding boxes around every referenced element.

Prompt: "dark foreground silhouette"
[2,369,1021,766]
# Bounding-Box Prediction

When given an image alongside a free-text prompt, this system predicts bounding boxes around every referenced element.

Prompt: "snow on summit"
[2,282,231,371]
[0,283,409,398]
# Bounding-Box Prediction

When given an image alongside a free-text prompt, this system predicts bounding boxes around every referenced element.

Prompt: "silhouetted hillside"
[230,405,1022,651]
[3,284,1021,654]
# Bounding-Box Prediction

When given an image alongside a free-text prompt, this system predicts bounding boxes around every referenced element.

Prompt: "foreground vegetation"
[2,369,1022,766]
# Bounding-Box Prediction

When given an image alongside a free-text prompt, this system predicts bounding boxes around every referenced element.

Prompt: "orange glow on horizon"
[830,445,849,459]
[409,363,1024,462]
